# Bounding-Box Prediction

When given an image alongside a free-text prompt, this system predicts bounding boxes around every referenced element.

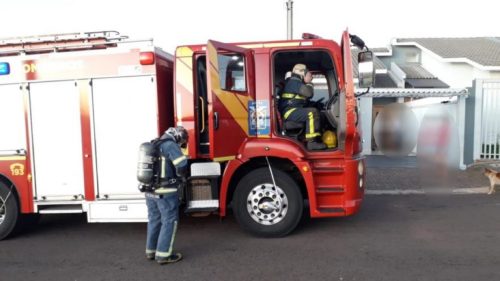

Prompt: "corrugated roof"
[396,37,500,67]
[405,78,449,88]
[356,88,467,98]
[372,47,390,52]
[397,63,436,79]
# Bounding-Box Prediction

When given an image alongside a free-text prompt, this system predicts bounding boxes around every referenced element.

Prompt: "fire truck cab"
[175,31,372,236]
[0,30,373,239]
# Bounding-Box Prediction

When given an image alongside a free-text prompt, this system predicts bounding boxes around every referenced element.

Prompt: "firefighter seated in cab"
[278,64,327,150]
[137,126,188,265]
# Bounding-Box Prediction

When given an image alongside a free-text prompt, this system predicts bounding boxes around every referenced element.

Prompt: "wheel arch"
[0,174,20,213]
[222,156,307,215]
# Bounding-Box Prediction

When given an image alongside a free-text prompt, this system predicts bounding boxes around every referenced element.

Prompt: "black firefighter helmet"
[164,126,188,148]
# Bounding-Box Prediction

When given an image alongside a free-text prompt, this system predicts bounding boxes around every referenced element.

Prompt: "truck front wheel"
[232,167,303,237]
[0,181,19,240]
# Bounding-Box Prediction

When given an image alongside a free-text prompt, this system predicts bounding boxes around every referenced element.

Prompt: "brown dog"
[483,168,500,195]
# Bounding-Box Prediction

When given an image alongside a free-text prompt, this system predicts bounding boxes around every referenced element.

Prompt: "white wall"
[421,51,500,88]
[421,52,473,88]
[359,97,373,154]
[473,67,500,80]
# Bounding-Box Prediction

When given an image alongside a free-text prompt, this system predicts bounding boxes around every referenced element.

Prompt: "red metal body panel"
[155,52,175,135]
[206,40,255,160]
[0,158,32,213]
[1,41,173,214]
[78,80,95,201]
[341,31,358,156]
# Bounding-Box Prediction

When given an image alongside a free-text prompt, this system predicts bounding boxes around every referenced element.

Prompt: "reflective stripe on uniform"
[305,132,320,139]
[308,112,315,135]
[281,93,306,100]
[155,221,178,257]
[160,156,166,178]
[146,249,156,254]
[283,108,297,119]
[156,251,171,257]
[155,187,177,194]
[172,155,187,166]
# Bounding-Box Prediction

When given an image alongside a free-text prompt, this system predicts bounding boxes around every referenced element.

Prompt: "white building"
[389,37,500,88]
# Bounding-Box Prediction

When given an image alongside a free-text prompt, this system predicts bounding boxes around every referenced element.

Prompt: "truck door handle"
[199,97,206,133]
[214,112,219,130]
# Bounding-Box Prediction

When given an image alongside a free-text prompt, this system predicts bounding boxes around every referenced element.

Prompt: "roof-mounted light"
[302,33,322,39]
[0,62,10,75]
[140,52,155,65]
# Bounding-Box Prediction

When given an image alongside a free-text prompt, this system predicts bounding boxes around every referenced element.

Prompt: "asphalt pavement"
[1,159,499,281]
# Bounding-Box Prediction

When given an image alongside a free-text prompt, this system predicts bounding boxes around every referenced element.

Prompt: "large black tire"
[232,167,303,237]
[0,181,20,240]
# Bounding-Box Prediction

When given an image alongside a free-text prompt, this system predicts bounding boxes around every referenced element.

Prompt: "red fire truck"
[0,30,373,239]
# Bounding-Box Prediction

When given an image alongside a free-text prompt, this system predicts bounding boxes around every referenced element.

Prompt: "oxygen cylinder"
[137,142,157,184]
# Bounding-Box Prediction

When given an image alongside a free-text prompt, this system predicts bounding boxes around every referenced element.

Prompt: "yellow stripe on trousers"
[308,112,314,135]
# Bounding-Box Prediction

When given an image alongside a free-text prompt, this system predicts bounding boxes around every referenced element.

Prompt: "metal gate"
[474,80,500,160]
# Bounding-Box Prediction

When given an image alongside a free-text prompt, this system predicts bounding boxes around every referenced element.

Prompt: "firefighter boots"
[156,253,183,265]
[307,140,327,150]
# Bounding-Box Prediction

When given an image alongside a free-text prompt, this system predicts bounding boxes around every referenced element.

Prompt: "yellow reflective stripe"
[155,188,177,194]
[281,93,305,100]
[155,221,178,257]
[146,249,156,254]
[305,133,320,139]
[0,156,25,161]
[172,155,187,166]
[308,112,315,135]
[237,42,300,49]
[156,251,170,257]
[213,156,235,162]
[169,221,178,256]
[283,108,296,119]
[175,46,194,57]
[160,156,166,178]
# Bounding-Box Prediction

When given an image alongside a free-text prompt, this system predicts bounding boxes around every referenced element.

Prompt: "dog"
[483,168,500,195]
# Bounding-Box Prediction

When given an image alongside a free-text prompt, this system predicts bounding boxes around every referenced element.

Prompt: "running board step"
[185,200,219,213]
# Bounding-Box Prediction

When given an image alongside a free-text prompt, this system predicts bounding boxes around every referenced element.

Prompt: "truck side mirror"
[358,51,374,88]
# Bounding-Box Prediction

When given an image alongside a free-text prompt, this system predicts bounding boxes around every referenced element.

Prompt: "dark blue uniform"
[278,74,321,140]
[145,135,187,262]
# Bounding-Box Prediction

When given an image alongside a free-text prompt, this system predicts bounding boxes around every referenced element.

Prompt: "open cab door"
[205,40,255,162]
[183,41,254,214]
[340,30,358,156]
[340,31,374,156]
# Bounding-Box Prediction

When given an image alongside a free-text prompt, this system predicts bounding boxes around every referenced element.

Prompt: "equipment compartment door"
[0,84,26,152]
[206,40,255,161]
[29,81,85,199]
[92,76,158,198]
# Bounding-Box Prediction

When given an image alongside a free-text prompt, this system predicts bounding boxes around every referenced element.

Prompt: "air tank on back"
[137,142,157,185]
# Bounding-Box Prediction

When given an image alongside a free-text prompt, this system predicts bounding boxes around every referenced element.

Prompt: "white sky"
[1,0,497,53]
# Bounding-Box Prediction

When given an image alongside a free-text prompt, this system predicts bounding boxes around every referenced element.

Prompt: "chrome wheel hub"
[246,183,288,225]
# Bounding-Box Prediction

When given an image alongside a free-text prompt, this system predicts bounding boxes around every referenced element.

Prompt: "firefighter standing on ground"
[279,64,326,150]
[145,126,188,265]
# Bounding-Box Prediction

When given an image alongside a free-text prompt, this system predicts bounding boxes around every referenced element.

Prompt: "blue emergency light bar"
[0,62,10,75]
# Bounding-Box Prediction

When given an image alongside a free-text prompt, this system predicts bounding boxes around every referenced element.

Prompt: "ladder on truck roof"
[0,31,132,57]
